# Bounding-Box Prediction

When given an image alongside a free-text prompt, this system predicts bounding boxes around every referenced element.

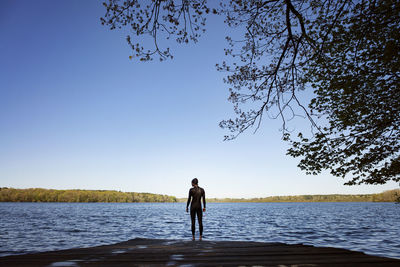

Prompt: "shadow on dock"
[1,238,399,266]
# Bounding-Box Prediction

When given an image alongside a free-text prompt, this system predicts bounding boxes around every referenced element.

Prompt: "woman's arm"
[186,189,191,212]
[202,188,206,211]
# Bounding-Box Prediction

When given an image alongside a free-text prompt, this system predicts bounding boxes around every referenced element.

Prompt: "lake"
[0,202,399,259]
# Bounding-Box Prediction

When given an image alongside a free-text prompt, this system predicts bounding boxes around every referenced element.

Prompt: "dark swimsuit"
[186,186,206,236]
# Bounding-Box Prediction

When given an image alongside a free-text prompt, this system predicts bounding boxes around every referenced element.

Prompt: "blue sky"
[0,0,397,198]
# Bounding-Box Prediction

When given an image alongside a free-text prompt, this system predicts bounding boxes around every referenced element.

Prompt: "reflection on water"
[0,202,399,259]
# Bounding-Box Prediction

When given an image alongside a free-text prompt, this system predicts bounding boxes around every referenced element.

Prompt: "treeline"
[179,189,400,203]
[0,188,177,203]
[2,188,399,203]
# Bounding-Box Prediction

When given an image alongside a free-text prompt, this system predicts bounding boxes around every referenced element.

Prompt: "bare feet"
[199,235,202,241]
[192,235,195,241]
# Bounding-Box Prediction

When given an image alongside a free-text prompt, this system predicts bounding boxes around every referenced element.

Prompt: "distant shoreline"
[1,187,399,203]
[0,188,177,203]
[182,188,400,203]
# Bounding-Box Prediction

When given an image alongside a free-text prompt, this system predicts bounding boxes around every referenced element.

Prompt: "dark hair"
[192,178,198,185]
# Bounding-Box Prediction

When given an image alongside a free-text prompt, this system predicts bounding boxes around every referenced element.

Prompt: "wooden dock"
[1,238,399,266]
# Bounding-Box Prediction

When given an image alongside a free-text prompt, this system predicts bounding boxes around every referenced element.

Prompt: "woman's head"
[191,178,198,186]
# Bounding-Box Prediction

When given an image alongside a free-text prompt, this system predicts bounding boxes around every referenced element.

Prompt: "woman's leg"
[197,208,203,239]
[190,209,196,240]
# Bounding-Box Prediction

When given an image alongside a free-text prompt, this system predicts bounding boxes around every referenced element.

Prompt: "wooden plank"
[0,238,399,266]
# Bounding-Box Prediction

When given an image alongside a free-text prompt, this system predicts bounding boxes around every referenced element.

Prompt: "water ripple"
[0,202,399,259]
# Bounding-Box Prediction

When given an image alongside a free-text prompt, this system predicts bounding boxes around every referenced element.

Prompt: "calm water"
[0,202,399,259]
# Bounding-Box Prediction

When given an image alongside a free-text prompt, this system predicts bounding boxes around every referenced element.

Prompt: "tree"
[101,0,400,185]
[285,1,400,185]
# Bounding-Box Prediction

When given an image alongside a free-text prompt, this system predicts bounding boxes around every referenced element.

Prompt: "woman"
[186,178,206,240]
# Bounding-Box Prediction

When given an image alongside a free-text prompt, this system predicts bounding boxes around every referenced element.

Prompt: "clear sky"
[0,0,397,198]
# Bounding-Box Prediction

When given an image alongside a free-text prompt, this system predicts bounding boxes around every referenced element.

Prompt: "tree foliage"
[0,188,177,203]
[101,0,400,185]
[101,0,214,61]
